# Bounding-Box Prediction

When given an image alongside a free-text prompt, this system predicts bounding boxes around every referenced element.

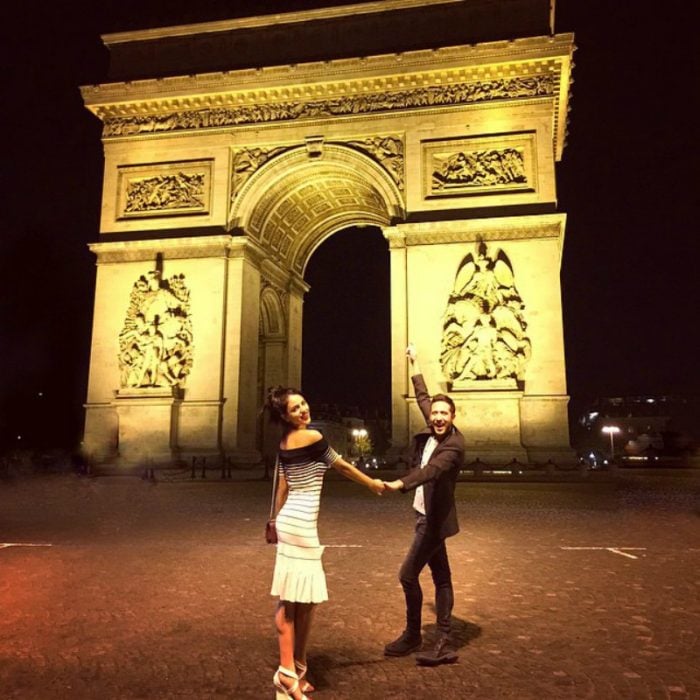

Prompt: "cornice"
[102,0,460,45]
[83,34,572,106]
[88,234,266,263]
[383,213,566,247]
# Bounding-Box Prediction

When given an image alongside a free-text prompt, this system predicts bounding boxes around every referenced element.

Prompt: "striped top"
[279,437,339,490]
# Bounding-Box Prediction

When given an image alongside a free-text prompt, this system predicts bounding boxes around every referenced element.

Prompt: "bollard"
[506,458,522,476]
[468,458,484,477]
[190,456,207,479]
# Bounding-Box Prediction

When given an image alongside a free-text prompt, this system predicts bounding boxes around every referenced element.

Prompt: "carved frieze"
[441,241,531,388]
[103,75,554,138]
[118,270,193,389]
[117,160,213,219]
[432,147,525,190]
[424,133,536,199]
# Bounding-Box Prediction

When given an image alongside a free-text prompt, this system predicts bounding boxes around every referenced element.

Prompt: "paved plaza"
[1,470,698,699]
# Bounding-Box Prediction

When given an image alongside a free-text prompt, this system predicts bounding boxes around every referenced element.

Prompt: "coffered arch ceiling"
[231,144,405,274]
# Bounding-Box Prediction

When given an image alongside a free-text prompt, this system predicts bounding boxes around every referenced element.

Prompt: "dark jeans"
[399,512,454,637]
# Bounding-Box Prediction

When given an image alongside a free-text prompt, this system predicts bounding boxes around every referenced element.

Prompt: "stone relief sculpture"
[441,241,531,385]
[230,136,404,210]
[346,136,404,191]
[103,75,554,138]
[118,270,193,389]
[432,147,526,191]
[124,171,206,214]
[231,146,289,198]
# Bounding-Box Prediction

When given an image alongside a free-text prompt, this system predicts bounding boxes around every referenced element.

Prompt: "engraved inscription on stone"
[440,241,531,387]
[118,270,193,389]
[117,161,213,218]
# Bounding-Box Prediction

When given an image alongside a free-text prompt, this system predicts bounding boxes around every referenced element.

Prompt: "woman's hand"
[369,478,385,496]
[383,479,404,492]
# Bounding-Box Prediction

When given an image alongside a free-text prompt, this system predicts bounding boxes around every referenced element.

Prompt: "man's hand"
[406,343,421,375]
[383,479,404,492]
[406,343,417,365]
[369,478,385,496]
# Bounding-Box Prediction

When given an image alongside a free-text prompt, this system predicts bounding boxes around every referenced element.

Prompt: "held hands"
[382,479,404,493]
[369,478,386,496]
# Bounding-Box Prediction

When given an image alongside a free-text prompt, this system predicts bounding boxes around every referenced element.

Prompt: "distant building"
[310,403,391,462]
[574,395,699,462]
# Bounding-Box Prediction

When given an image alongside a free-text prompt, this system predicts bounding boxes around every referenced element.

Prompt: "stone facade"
[81,0,575,467]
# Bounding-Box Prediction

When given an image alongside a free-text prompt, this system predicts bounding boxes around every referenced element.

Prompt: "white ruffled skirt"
[271,542,328,603]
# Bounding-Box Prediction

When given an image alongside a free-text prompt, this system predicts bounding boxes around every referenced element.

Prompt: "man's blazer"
[399,374,465,539]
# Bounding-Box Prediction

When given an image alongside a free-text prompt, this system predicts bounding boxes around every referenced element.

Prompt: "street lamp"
[352,428,368,464]
[601,425,621,461]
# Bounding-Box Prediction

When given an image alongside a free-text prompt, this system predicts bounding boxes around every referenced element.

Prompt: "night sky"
[1,1,696,449]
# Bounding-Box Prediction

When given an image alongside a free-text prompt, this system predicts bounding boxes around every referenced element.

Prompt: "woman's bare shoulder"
[297,429,323,447]
[281,429,324,450]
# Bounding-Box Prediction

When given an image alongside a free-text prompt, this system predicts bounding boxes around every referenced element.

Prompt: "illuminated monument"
[80,0,575,467]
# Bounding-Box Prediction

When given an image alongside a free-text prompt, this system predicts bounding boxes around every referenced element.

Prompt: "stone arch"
[230,143,405,274]
[259,285,286,340]
[257,285,288,461]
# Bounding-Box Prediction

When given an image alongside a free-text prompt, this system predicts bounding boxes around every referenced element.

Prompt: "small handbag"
[265,456,280,544]
[265,518,277,545]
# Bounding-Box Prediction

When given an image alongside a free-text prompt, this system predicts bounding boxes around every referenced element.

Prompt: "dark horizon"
[1,0,696,450]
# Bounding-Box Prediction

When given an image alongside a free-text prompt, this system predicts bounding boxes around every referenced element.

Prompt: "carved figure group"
[124,172,206,213]
[118,270,193,389]
[440,241,531,384]
[432,148,526,190]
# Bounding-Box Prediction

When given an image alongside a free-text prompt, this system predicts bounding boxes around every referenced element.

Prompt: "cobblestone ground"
[1,471,698,699]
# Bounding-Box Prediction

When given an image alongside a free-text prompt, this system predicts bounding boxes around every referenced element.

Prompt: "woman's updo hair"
[264,385,302,426]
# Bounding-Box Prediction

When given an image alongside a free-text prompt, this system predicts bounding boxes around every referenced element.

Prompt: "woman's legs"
[293,604,316,692]
[275,601,311,698]
[275,600,296,670]
[293,603,315,664]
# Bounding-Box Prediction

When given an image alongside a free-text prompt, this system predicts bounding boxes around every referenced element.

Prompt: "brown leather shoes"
[384,630,422,657]
[415,636,458,666]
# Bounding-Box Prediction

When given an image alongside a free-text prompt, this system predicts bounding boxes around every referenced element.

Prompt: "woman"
[266,386,385,699]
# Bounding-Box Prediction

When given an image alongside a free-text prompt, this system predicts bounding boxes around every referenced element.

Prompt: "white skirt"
[271,542,328,604]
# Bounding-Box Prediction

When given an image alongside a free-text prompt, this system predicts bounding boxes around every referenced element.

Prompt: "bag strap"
[269,453,280,520]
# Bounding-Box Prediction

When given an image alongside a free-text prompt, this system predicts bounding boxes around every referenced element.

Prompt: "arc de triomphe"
[80,0,576,467]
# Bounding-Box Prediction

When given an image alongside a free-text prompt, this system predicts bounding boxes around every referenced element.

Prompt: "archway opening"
[302,225,391,458]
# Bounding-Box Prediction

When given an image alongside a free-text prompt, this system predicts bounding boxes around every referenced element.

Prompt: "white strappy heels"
[273,665,310,700]
[295,659,315,694]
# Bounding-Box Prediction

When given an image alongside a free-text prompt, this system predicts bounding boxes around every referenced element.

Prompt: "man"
[383,344,465,666]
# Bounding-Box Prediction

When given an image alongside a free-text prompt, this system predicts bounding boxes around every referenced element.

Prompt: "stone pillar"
[220,239,263,465]
[83,260,124,463]
[383,226,410,461]
[455,390,528,463]
[84,235,255,468]
[286,275,308,389]
[383,216,575,465]
[112,387,183,464]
